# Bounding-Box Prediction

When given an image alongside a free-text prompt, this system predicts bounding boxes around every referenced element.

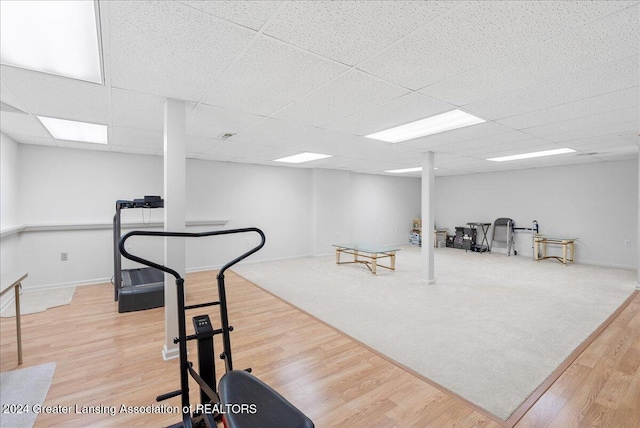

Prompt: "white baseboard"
[576,260,636,270]
[22,277,111,292]
[0,277,110,313]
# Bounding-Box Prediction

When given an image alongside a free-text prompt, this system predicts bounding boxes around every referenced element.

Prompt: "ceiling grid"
[0,0,637,177]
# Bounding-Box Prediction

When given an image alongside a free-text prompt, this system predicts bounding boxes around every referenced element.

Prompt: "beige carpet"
[233,245,636,420]
[0,362,56,427]
[1,287,76,317]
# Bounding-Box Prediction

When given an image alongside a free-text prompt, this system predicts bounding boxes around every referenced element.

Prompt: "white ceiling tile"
[278,134,390,159]
[399,121,514,150]
[271,128,360,156]
[447,161,522,174]
[325,93,456,136]
[522,107,639,138]
[509,153,601,168]
[190,136,286,161]
[54,140,111,152]
[111,89,165,132]
[273,70,409,127]
[201,36,348,116]
[0,81,29,113]
[263,1,456,66]
[420,5,639,106]
[464,56,639,120]
[544,121,639,144]
[0,101,25,114]
[187,135,219,155]
[111,145,160,157]
[187,103,265,139]
[0,112,50,138]
[290,126,357,148]
[339,136,396,158]
[591,150,639,162]
[565,133,639,148]
[496,87,639,130]
[232,118,318,147]
[309,155,360,168]
[2,134,55,147]
[111,127,163,150]
[359,1,633,90]
[2,1,637,178]
[108,1,255,101]
[619,132,640,144]
[347,142,421,163]
[575,142,639,155]
[434,153,479,166]
[441,131,536,154]
[435,168,475,177]
[334,157,394,174]
[478,140,565,160]
[0,65,110,124]
[177,1,281,30]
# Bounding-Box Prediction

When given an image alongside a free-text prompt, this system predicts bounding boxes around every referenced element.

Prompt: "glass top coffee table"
[332,243,400,275]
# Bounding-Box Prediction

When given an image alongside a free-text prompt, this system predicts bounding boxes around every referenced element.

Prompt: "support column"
[421,151,435,284]
[163,98,186,360]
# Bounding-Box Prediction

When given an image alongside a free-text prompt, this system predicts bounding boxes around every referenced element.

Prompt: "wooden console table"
[534,235,577,266]
[1,272,28,364]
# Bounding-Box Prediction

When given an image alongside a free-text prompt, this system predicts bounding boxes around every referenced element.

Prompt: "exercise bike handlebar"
[118,227,266,281]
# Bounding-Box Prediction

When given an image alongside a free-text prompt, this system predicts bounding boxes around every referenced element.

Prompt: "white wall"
[17,145,163,288]
[12,144,421,288]
[14,142,635,288]
[184,159,312,269]
[19,145,163,224]
[1,134,19,229]
[435,159,639,269]
[1,134,21,305]
[350,173,421,246]
[308,169,421,255]
[311,169,351,255]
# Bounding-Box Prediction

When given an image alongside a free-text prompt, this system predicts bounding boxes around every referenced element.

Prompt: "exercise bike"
[119,228,314,428]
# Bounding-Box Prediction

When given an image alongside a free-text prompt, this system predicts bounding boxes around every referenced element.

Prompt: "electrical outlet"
[61,252,68,261]
[624,240,631,247]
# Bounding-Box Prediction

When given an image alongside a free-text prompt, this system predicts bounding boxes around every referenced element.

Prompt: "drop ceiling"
[1,0,638,177]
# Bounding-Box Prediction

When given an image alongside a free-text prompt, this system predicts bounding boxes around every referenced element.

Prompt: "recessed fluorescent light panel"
[385,167,423,173]
[0,1,102,83]
[273,152,333,164]
[385,167,439,173]
[365,109,486,143]
[38,116,108,145]
[487,148,576,162]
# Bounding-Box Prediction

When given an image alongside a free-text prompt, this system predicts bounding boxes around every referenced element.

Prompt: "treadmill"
[113,196,165,313]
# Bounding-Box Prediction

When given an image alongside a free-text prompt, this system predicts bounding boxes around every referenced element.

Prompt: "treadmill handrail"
[118,228,266,281]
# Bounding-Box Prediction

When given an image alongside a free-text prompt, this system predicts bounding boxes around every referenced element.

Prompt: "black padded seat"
[219,370,314,428]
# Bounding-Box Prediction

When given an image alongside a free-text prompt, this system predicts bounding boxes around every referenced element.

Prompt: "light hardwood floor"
[1,271,638,427]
